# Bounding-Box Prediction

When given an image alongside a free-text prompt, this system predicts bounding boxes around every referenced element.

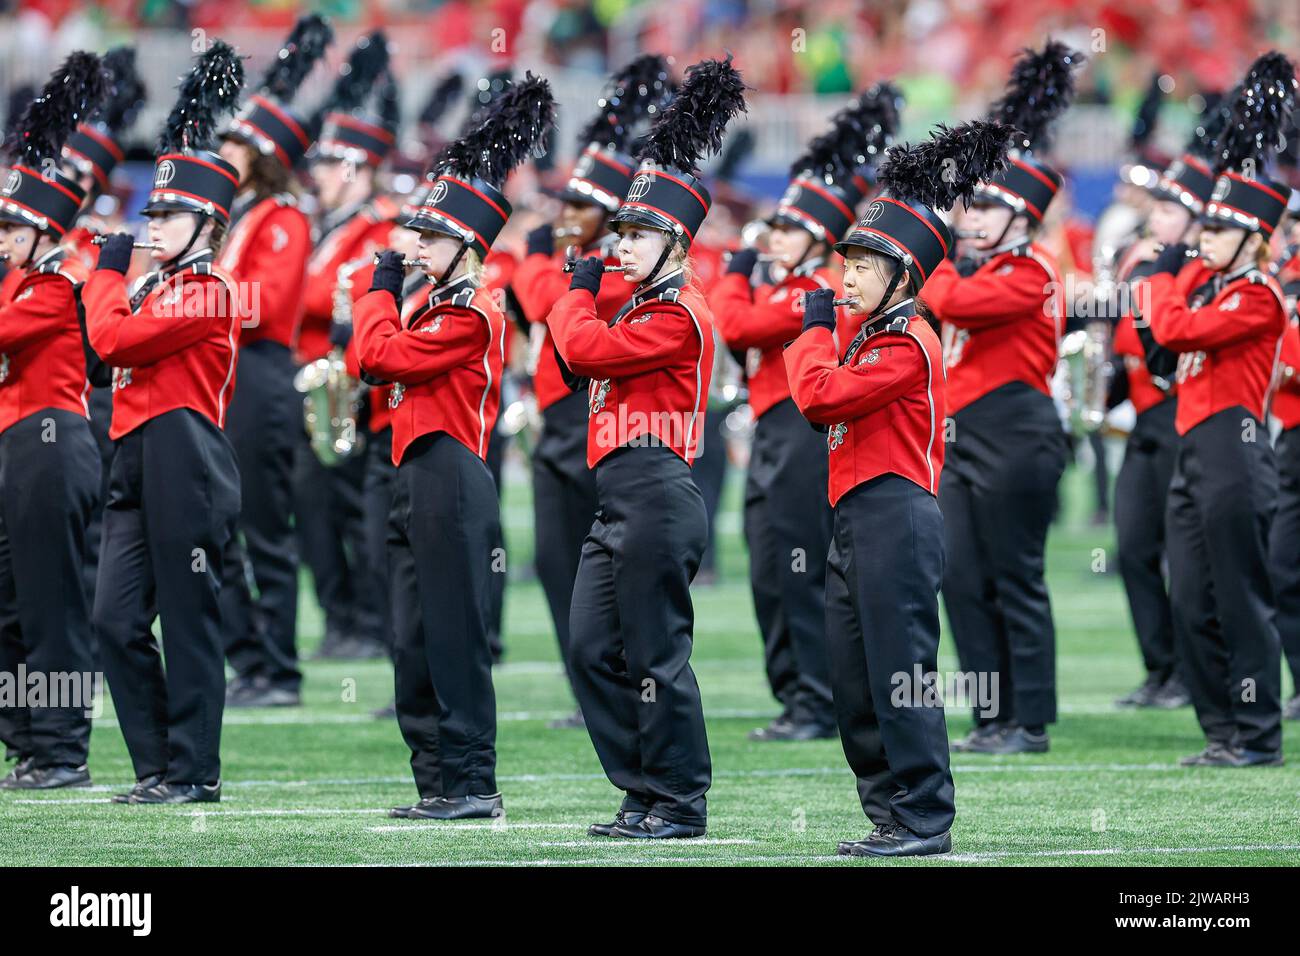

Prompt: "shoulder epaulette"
[273,192,298,208]
[452,288,476,309]
[658,288,682,304]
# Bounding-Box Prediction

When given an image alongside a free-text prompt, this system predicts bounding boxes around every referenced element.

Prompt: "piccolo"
[954,229,988,240]
[562,259,628,274]
[721,249,778,262]
[832,297,860,308]
[373,253,427,268]
[91,236,161,249]
[553,226,583,238]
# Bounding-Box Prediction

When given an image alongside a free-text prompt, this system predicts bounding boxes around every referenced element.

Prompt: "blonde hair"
[462,248,486,282]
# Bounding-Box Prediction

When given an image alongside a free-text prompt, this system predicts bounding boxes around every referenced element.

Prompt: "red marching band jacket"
[1143,261,1288,435]
[217,194,312,348]
[708,263,841,419]
[353,275,506,466]
[0,249,90,433]
[295,198,397,365]
[512,244,632,411]
[1273,314,1300,431]
[923,244,1064,414]
[785,302,946,506]
[83,250,241,439]
[1111,248,1174,416]
[547,273,715,468]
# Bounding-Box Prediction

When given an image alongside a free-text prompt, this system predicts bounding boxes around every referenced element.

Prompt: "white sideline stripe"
[536,839,757,848]
[943,844,1300,863]
[6,761,1208,805]
[367,822,578,833]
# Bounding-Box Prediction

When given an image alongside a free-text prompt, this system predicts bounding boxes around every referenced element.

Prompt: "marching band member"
[924,42,1083,754]
[1108,145,1218,709]
[0,53,105,790]
[1142,53,1295,767]
[59,46,148,614]
[1271,256,1300,720]
[549,57,746,839]
[216,15,332,708]
[787,120,1018,857]
[709,85,900,742]
[293,34,396,663]
[83,44,246,803]
[355,76,556,820]
[510,55,665,727]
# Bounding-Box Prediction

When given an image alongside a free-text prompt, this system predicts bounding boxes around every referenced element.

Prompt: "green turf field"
[3,455,1298,867]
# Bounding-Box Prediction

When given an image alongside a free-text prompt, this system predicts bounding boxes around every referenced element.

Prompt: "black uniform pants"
[389,432,500,798]
[295,426,384,645]
[363,426,397,653]
[743,398,834,724]
[1114,398,1180,682]
[0,410,99,767]
[940,383,1067,728]
[81,386,114,628]
[220,341,300,690]
[1166,407,1282,754]
[826,475,955,838]
[531,390,598,689]
[1268,425,1300,691]
[484,424,508,660]
[691,403,729,573]
[568,444,711,826]
[96,409,240,785]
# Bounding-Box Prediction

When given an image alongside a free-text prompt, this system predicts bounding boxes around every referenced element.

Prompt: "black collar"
[633,268,686,306]
[843,298,916,364]
[428,272,478,306]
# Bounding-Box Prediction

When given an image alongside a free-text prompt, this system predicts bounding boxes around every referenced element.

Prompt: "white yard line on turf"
[942,844,1300,862]
[366,822,580,833]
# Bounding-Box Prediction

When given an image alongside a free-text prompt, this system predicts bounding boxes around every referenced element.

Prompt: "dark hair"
[245,151,295,201]
[208,218,228,252]
[915,295,940,336]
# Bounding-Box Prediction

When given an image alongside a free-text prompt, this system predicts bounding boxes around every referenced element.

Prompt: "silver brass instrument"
[1060,242,1120,435]
[296,257,369,466]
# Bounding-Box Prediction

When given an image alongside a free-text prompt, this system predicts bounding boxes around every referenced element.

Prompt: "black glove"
[726,247,760,277]
[569,256,604,297]
[370,251,405,301]
[801,287,836,333]
[527,224,555,258]
[329,319,353,349]
[1152,242,1190,277]
[96,232,135,274]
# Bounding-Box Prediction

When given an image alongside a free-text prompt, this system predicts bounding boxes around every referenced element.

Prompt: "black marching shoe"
[749,719,836,742]
[6,764,91,790]
[985,726,1050,754]
[1187,745,1283,768]
[548,709,586,730]
[1283,694,1300,721]
[950,723,1008,753]
[0,756,35,790]
[589,809,647,837]
[843,824,952,857]
[1179,742,1232,766]
[1115,675,1165,708]
[1152,675,1191,709]
[610,813,706,839]
[226,677,300,708]
[748,709,795,741]
[390,793,503,820]
[129,781,221,804]
[371,699,397,720]
[111,773,164,804]
[837,823,894,855]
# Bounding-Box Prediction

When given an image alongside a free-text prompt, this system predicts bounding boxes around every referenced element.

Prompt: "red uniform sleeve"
[1278,320,1300,396]
[1145,271,1284,351]
[923,257,1051,328]
[242,206,311,328]
[784,326,923,424]
[0,275,76,350]
[511,252,571,324]
[354,290,489,384]
[708,272,809,350]
[83,271,228,366]
[548,289,694,378]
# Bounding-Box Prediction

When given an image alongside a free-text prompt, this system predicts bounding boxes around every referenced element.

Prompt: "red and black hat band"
[230,96,312,168]
[63,125,124,188]
[1205,173,1290,236]
[0,164,86,236]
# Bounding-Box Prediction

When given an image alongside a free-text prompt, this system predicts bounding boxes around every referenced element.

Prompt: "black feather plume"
[433,71,555,189]
[713,128,755,182]
[377,70,400,132]
[3,85,35,146]
[1130,72,1164,150]
[91,46,147,135]
[1186,89,1231,160]
[6,51,107,166]
[459,68,513,135]
[989,40,1083,152]
[420,72,464,125]
[1210,51,1297,174]
[157,41,246,154]
[638,55,748,175]
[258,13,333,102]
[575,54,672,153]
[877,121,1021,212]
[791,81,903,182]
[319,31,390,117]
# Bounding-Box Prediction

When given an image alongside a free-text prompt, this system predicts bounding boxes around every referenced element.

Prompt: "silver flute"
[954,229,988,240]
[832,297,860,307]
[562,259,628,274]
[91,236,161,249]
[373,253,427,268]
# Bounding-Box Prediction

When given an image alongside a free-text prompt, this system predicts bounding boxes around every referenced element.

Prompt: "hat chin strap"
[431,239,471,287]
[869,258,906,318]
[1218,231,1253,275]
[641,234,679,289]
[162,215,210,272]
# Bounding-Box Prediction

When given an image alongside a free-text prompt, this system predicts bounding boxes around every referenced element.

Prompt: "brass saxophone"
[1061,243,1119,434]
[295,256,368,466]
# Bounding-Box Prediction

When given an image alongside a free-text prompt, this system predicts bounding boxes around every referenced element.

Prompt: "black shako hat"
[405,73,556,257]
[1201,51,1297,237]
[975,40,1083,224]
[142,41,245,224]
[610,55,748,246]
[223,14,332,169]
[0,51,105,237]
[314,32,398,168]
[62,47,146,190]
[558,54,671,212]
[836,121,1020,289]
[774,82,902,243]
